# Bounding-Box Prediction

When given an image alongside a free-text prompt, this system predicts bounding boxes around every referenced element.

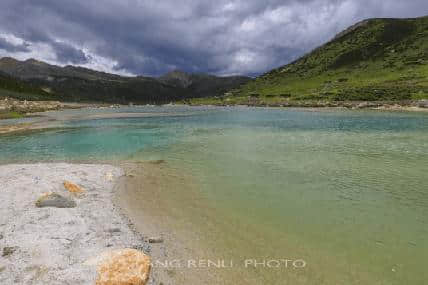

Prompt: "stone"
[63,181,85,195]
[149,160,165,165]
[105,172,114,182]
[357,102,369,109]
[148,237,164,244]
[35,192,76,208]
[417,100,428,108]
[95,249,151,285]
[3,246,18,257]
[0,233,3,240]
[106,228,121,233]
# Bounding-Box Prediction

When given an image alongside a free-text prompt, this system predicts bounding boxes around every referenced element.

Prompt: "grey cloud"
[0,0,427,76]
[0,37,30,52]
[51,41,88,64]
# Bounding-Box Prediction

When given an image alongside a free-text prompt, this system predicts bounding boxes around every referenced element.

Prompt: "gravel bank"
[0,163,149,284]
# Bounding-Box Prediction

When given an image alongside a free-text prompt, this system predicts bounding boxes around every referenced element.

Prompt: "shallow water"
[1,106,427,284]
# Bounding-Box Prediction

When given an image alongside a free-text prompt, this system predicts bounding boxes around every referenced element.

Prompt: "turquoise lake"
[1,106,427,284]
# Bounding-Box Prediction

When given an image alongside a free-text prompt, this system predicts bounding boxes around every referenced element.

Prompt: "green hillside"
[193,16,428,105]
[0,71,54,100]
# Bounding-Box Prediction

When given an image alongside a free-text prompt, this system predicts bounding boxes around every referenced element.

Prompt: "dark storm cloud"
[51,41,88,64]
[0,0,427,76]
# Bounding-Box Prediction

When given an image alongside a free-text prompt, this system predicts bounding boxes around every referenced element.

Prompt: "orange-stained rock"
[95,249,151,285]
[63,181,84,195]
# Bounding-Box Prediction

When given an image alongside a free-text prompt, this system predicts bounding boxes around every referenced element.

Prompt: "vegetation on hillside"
[0,72,53,100]
[0,111,24,120]
[192,16,428,105]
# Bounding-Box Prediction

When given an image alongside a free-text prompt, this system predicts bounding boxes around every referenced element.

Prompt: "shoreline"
[0,163,153,284]
[0,159,309,285]
[115,161,229,285]
[0,160,227,284]
[0,101,427,135]
[183,99,428,112]
[0,97,98,120]
[114,161,276,285]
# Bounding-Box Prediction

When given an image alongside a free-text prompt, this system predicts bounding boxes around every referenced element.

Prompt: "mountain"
[0,57,127,81]
[159,70,194,88]
[220,16,428,104]
[0,57,250,103]
[159,70,250,98]
[0,70,54,101]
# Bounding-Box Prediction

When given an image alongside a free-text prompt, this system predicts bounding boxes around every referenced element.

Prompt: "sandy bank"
[0,163,150,284]
[115,162,240,285]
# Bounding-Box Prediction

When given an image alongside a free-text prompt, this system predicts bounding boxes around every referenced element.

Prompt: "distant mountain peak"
[0,56,251,103]
[164,69,188,75]
[0,57,19,64]
[161,69,192,79]
[25,58,50,67]
[159,70,193,88]
[25,58,42,63]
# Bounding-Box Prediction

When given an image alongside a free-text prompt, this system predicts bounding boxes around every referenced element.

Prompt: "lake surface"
[1,106,427,284]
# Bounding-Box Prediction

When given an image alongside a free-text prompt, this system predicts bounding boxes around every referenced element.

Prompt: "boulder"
[63,181,85,195]
[35,192,76,208]
[95,249,151,285]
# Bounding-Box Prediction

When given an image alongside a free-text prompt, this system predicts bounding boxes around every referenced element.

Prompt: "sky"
[0,0,427,77]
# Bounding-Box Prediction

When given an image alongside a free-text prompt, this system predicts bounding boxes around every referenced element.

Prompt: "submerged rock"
[2,246,18,257]
[35,192,76,208]
[95,248,151,285]
[148,237,164,244]
[63,181,85,196]
[149,159,166,165]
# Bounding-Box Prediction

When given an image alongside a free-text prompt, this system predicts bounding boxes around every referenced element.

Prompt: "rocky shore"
[0,97,94,119]
[186,99,428,111]
[0,163,153,285]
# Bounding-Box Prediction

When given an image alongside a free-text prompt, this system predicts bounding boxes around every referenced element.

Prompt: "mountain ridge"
[0,57,251,103]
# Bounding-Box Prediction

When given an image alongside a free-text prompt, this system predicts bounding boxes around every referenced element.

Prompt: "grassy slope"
[0,111,24,119]
[0,72,54,101]
[191,16,428,105]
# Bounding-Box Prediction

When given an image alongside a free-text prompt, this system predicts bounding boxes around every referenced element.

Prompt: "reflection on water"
[1,106,428,284]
